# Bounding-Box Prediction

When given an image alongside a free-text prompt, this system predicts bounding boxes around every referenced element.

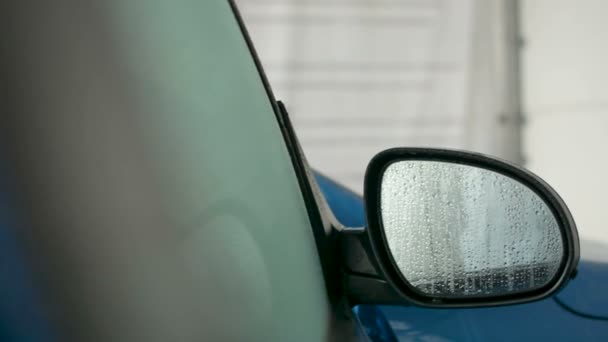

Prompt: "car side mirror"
[362,148,579,307]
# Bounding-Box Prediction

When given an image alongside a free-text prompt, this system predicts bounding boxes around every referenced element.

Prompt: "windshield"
[3,1,328,341]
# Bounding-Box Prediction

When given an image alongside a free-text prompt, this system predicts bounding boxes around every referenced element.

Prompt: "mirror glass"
[380,160,564,298]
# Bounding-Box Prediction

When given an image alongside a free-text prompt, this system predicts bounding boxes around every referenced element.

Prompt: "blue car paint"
[314,172,366,228]
[0,171,54,342]
[556,244,608,320]
[314,172,608,341]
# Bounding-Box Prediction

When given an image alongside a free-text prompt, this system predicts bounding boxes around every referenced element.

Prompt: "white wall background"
[238,0,475,193]
[238,0,608,248]
[522,0,608,246]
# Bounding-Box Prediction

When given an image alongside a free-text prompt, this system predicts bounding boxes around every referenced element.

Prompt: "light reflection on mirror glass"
[381,160,563,298]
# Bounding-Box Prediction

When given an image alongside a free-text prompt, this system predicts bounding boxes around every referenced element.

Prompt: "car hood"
[555,240,608,319]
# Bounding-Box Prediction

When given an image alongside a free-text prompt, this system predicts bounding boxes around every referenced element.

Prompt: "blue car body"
[315,172,608,341]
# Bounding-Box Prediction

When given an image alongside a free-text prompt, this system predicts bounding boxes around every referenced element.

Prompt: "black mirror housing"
[344,148,579,308]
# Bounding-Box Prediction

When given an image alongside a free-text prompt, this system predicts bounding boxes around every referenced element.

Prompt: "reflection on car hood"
[555,240,608,319]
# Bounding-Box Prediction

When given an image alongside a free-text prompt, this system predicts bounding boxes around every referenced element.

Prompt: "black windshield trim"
[227,0,347,311]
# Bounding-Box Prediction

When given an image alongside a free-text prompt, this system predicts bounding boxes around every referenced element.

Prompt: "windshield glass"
[3,1,328,341]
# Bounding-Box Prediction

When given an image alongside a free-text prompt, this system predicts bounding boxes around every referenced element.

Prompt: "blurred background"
[237,0,608,252]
